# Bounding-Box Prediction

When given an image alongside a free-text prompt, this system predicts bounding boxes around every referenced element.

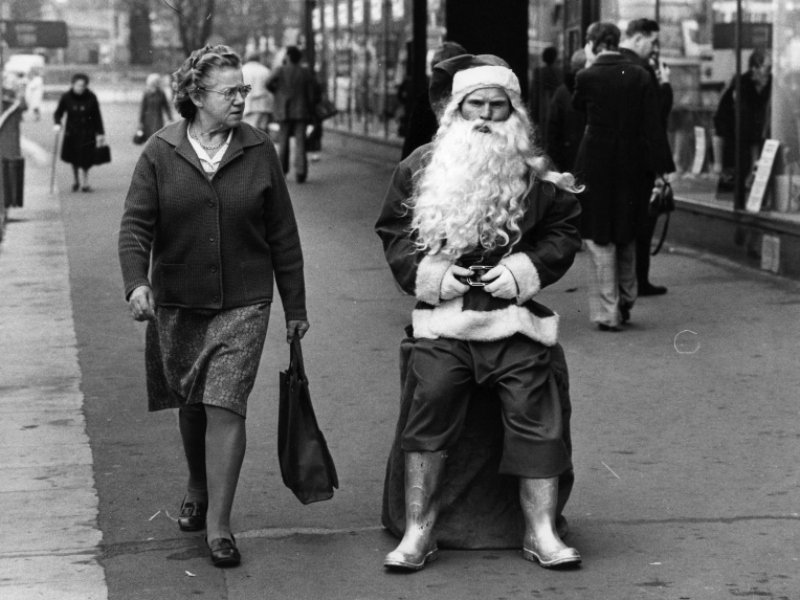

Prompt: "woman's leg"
[71,165,80,190]
[80,168,90,190]
[204,405,246,542]
[178,404,208,501]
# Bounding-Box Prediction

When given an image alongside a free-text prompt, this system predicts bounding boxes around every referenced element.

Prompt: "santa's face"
[459,87,511,128]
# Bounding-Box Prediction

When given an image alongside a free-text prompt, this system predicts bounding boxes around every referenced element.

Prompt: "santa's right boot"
[384,450,447,571]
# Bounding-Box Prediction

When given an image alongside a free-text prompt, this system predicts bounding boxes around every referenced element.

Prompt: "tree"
[128,0,154,65]
[162,0,216,56]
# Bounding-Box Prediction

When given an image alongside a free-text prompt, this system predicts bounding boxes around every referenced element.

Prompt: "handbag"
[314,98,338,122]
[649,177,674,256]
[133,129,146,145]
[278,338,339,504]
[93,144,111,166]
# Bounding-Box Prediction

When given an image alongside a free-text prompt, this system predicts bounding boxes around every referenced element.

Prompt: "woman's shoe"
[522,544,581,568]
[178,496,206,532]
[207,535,241,568]
[71,182,80,192]
[81,185,92,193]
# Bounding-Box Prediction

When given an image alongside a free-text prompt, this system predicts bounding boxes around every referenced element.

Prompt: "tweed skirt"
[145,303,271,417]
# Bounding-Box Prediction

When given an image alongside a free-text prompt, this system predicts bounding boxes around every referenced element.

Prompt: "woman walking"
[54,73,105,192]
[138,73,172,140]
[118,44,309,568]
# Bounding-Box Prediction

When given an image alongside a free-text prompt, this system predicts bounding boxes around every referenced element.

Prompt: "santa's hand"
[482,265,518,300]
[440,265,471,300]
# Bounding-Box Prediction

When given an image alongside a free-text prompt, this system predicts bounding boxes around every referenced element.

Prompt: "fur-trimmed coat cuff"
[415,255,454,305]
[499,252,541,304]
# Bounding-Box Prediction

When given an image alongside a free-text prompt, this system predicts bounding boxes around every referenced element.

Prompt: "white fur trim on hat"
[452,65,521,100]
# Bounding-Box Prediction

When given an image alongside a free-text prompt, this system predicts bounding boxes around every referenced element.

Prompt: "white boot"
[384,451,447,571]
[520,477,581,568]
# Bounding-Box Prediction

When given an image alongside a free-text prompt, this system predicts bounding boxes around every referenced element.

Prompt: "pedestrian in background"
[25,67,44,121]
[400,41,467,160]
[573,22,667,331]
[266,46,319,183]
[619,18,676,296]
[54,73,106,192]
[241,51,274,133]
[529,46,561,145]
[138,73,172,141]
[546,49,586,173]
[118,44,309,569]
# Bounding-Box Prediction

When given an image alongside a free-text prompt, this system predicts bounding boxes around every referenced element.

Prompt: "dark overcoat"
[545,76,586,173]
[266,63,319,122]
[118,120,307,318]
[572,53,665,245]
[54,89,105,169]
[139,88,172,139]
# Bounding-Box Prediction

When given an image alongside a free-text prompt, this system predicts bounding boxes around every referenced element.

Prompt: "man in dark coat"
[376,54,583,572]
[619,18,676,296]
[573,22,669,331]
[266,46,319,183]
[529,46,561,146]
[546,49,587,173]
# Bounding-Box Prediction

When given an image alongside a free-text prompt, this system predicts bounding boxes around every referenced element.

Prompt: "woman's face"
[193,68,246,129]
[72,79,87,95]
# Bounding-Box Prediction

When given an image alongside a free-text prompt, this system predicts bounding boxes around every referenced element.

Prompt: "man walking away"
[546,49,587,173]
[267,46,319,183]
[619,18,676,296]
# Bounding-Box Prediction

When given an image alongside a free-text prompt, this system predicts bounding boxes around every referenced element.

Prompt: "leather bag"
[278,338,339,504]
[314,98,338,121]
[649,177,674,256]
[93,144,111,166]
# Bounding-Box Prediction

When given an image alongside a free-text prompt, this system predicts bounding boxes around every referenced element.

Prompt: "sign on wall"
[0,21,68,49]
[746,139,780,213]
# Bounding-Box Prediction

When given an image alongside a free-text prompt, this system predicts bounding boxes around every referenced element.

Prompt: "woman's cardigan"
[118,120,307,321]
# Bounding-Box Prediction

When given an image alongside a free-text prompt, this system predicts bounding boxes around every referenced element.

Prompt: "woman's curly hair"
[172,44,242,119]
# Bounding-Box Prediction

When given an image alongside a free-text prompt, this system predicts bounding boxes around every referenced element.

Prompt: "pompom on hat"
[429,54,523,114]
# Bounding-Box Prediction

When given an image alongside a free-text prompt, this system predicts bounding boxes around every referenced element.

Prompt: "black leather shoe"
[296,173,307,183]
[620,303,631,324]
[639,283,667,296]
[178,496,206,532]
[207,535,241,568]
[597,323,621,332]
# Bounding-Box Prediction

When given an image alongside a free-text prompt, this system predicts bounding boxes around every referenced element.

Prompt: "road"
[2,100,799,599]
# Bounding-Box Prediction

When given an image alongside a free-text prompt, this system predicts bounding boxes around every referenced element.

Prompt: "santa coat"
[375,145,582,347]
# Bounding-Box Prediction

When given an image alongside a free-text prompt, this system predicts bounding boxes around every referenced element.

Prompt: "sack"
[93,144,111,166]
[649,177,674,217]
[314,98,338,122]
[133,129,146,145]
[278,338,339,504]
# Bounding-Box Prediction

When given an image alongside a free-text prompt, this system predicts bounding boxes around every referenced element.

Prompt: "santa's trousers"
[402,334,571,479]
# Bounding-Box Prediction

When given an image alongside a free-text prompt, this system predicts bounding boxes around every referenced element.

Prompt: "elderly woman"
[54,73,105,192]
[118,45,309,568]
[138,73,172,140]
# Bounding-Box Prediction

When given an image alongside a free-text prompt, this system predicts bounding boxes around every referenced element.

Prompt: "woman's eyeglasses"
[198,84,252,101]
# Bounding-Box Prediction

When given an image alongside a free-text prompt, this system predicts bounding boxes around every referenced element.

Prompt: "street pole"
[305,0,317,71]
[734,0,744,210]
[411,0,427,106]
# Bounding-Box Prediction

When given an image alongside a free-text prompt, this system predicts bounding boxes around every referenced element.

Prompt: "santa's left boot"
[520,477,581,568]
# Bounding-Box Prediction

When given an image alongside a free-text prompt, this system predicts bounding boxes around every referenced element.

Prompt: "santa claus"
[375,54,583,572]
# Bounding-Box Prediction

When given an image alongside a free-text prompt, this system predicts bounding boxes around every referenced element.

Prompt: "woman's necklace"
[190,124,226,151]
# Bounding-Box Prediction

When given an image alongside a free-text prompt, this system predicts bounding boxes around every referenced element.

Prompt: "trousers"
[402,335,571,479]
[585,239,637,327]
[277,119,308,177]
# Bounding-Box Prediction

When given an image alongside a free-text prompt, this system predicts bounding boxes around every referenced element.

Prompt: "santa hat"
[429,54,523,114]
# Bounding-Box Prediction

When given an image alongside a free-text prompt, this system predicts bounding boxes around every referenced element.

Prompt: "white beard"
[409,113,534,259]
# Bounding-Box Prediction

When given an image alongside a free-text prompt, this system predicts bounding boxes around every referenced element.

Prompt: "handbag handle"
[289,337,307,382]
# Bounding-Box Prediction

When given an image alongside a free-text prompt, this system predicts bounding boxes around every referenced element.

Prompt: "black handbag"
[278,338,339,504]
[314,98,338,121]
[649,177,674,256]
[93,144,111,166]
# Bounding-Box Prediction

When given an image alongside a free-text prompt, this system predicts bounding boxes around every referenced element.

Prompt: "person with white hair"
[376,54,583,572]
[138,73,172,141]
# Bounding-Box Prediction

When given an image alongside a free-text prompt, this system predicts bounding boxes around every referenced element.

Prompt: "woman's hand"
[440,265,471,300]
[482,265,518,300]
[287,320,310,343]
[129,286,156,321]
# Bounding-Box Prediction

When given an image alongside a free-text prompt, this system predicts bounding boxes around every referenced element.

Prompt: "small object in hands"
[133,129,146,145]
[457,265,493,287]
[278,338,339,504]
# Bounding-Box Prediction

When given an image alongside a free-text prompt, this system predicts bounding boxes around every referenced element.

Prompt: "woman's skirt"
[145,303,271,418]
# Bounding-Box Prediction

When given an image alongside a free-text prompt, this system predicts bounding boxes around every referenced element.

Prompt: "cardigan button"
[208,202,215,207]
[209,236,215,243]
[210,266,217,273]
[212,296,220,303]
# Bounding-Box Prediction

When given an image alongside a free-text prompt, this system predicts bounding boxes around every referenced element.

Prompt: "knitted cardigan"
[118,120,307,320]
[375,145,581,346]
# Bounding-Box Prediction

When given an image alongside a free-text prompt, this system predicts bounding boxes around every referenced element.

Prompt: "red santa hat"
[429,54,523,114]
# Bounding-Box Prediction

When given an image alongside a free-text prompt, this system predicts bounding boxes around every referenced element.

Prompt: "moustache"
[473,121,493,134]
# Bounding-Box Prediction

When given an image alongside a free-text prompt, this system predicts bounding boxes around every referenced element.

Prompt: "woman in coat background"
[138,73,173,140]
[54,73,105,192]
[573,22,669,331]
[118,44,309,568]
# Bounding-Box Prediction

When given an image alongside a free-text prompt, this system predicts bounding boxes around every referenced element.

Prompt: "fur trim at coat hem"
[499,252,541,305]
[411,296,559,346]
[415,254,455,306]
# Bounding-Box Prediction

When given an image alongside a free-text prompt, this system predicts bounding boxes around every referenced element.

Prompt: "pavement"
[1,101,799,600]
